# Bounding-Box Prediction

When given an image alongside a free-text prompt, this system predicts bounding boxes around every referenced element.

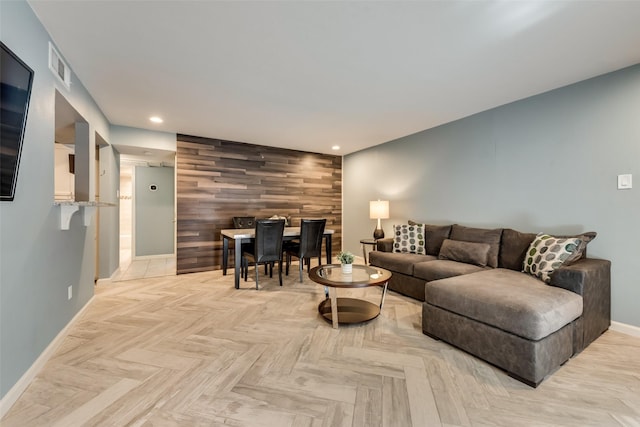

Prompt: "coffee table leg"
[330,287,339,329]
[379,282,389,310]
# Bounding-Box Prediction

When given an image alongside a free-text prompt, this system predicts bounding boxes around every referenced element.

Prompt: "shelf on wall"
[54,201,116,230]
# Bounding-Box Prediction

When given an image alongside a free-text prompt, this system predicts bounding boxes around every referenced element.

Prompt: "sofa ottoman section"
[423,269,583,386]
[426,269,583,340]
[422,303,576,387]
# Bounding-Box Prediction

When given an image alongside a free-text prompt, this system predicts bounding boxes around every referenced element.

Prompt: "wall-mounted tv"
[1,41,34,201]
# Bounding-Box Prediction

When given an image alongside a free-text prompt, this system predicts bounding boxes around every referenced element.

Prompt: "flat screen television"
[1,41,34,201]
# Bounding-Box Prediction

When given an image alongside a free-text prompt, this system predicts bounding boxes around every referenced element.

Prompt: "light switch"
[617,174,632,190]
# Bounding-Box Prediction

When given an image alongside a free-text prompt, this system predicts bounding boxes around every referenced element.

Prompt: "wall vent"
[48,42,70,90]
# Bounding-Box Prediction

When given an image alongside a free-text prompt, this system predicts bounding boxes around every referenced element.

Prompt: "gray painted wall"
[134,166,175,256]
[0,1,117,398]
[344,65,640,328]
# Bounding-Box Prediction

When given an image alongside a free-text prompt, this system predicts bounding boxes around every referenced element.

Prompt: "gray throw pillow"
[449,224,502,268]
[438,239,491,267]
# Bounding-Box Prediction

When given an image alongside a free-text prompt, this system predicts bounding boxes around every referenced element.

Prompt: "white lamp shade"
[369,200,389,219]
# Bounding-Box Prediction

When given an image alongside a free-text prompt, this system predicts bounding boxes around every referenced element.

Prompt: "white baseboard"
[610,321,640,338]
[96,267,120,285]
[0,296,95,418]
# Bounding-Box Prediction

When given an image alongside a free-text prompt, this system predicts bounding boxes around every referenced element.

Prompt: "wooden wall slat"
[176,134,342,274]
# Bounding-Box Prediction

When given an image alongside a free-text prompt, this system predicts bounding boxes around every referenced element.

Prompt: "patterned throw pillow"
[393,224,426,255]
[562,231,597,264]
[522,234,582,283]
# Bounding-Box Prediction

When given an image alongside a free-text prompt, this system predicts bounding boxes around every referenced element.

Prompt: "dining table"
[221,227,335,289]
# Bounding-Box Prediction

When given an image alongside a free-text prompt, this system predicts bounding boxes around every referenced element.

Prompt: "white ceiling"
[29,1,640,155]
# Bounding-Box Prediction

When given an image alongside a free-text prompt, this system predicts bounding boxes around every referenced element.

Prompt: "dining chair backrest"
[298,219,326,259]
[254,219,286,264]
[233,216,256,229]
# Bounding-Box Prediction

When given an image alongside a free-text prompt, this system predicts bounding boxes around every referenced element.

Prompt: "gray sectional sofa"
[369,224,611,387]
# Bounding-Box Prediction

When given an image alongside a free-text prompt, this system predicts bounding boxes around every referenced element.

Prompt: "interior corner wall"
[98,145,120,279]
[343,64,640,328]
[110,125,177,152]
[176,134,342,274]
[0,0,114,399]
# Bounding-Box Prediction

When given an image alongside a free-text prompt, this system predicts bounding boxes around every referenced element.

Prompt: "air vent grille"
[48,42,70,90]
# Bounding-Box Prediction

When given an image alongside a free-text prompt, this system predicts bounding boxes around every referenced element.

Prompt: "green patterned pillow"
[522,234,582,283]
[393,224,426,255]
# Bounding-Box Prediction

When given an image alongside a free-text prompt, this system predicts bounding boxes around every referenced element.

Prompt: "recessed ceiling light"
[331,145,340,150]
[149,116,163,123]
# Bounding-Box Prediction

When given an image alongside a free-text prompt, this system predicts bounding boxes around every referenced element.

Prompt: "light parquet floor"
[3,268,640,426]
[113,256,176,282]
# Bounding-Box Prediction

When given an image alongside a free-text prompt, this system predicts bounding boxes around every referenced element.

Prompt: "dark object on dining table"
[242,219,286,289]
[285,219,326,282]
[233,216,256,228]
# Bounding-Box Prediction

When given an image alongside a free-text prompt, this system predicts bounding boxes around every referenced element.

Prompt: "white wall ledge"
[54,201,116,230]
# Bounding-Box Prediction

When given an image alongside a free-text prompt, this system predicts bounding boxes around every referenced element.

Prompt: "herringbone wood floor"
[3,268,640,426]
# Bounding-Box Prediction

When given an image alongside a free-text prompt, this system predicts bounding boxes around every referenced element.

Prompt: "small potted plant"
[337,251,355,274]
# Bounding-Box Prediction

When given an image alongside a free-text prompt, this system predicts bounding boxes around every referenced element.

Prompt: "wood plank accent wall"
[176,134,342,274]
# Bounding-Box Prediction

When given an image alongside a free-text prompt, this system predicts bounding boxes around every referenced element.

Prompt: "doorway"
[119,162,134,267]
[115,157,176,281]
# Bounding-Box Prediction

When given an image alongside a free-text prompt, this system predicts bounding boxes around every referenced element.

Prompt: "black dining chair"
[242,219,286,289]
[285,218,326,282]
[231,216,256,264]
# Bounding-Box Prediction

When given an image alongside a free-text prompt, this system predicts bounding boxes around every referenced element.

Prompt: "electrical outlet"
[67,285,72,300]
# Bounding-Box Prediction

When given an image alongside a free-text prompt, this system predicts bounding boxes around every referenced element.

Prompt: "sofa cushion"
[438,239,491,267]
[393,224,426,255]
[499,228,537,271]
[523,234,582,283]
[425,269,583,341]
[369,251,436,276]
[414,259,485,282]
[449,224,502,268]
[408,221,452,255]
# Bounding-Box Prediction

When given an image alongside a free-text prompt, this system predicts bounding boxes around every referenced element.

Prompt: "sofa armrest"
[376,238,394,252]
[550,258,611,351]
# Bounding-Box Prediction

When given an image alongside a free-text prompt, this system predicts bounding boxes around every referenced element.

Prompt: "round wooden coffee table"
[308,264,392,328]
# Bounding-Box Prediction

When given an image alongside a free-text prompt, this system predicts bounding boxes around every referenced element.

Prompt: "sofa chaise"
[369,223,611,387]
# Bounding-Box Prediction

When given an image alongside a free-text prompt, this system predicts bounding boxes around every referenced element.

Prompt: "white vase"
[341,263,352,274]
